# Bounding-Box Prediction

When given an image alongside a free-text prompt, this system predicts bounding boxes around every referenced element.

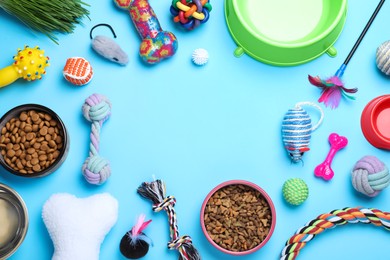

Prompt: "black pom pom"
[120,232,150,259]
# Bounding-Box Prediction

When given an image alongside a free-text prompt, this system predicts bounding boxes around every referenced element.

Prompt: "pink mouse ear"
[299,147,310,152]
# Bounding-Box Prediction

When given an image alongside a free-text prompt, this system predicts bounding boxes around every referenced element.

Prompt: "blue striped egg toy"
[281,102,324,163]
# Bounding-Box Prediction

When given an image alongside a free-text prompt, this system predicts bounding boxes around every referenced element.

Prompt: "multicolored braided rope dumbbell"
[170,0,212,30]
[280,207,390,260]
[82,94,112,185]
[137,179,201,260]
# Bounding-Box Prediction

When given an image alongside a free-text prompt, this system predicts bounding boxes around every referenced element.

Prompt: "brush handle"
[344,0,385,65]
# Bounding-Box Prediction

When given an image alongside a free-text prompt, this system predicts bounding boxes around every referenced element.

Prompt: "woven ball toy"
[170,0,212,30]
[351,155,390,197]
[282,178,309,206]
[63,57,93,86]
[376,40,390,76]
[82,94,112,185]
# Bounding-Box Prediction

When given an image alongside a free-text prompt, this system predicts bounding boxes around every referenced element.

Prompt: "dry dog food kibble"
[204,184,272,252]
[0,110,64,174]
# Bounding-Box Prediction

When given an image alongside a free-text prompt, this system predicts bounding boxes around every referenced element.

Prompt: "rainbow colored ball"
[282,178,309,206]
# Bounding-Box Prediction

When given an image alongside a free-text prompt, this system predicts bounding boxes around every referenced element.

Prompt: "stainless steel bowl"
[0,183,28,259]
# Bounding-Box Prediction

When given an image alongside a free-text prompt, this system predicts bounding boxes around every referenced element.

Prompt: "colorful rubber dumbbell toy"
[0,45,49,88]
[114,0,178,64]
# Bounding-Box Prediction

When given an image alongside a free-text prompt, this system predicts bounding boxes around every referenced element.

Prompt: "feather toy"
[120,214,152,259]
[309,0,385,109]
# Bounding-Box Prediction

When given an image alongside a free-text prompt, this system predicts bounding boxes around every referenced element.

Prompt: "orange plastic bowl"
[361,95,390,149]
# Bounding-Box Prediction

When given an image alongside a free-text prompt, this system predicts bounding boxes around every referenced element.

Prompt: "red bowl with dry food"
[200,180,276,255]
[0,104,69,178]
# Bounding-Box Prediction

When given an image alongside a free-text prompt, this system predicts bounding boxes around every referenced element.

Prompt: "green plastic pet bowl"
[225,0,347,66]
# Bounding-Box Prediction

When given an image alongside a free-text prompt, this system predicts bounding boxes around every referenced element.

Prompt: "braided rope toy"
[82,94,112,185]
[137,179,201,260]
[280,207,390,260]
[352,156,390,197]
[170,0,212,30]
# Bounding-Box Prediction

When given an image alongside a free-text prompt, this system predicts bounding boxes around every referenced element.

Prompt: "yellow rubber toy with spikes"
[0,46,49,88]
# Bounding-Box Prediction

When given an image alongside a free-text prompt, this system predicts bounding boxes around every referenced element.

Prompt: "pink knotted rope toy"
[314,133,348,181]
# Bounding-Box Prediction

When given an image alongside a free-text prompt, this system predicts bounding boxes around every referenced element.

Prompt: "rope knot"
[82,155,111,185]
[82,93,112,123]
[352,155,390,197]
[167,235,192,250]
[152,196,176,212]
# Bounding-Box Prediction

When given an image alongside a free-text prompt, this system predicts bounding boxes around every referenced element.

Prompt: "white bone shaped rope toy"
[42,193,118,260]
[314,133,348,181]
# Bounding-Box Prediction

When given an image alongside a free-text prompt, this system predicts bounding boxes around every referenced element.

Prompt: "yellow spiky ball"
[12,46,50,81]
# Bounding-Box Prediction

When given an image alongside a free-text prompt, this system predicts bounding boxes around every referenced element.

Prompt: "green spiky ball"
[282,178,309,206]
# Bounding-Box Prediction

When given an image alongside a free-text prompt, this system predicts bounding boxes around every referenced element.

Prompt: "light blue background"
[1,0,390,259]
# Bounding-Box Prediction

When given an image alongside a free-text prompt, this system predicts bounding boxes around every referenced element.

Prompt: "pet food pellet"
[41,144,48,151]
[33,164,41,172]
[48,140,56,148]
[17,162,23,169]
[19,113,27,121]
[40,127,47,136]
[6,150,15,157]
[26,133,34,141]
[55,136,62,144]
[31,158,39,166]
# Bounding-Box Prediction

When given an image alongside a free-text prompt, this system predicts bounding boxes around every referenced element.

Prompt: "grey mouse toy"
[90,24,129,66]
